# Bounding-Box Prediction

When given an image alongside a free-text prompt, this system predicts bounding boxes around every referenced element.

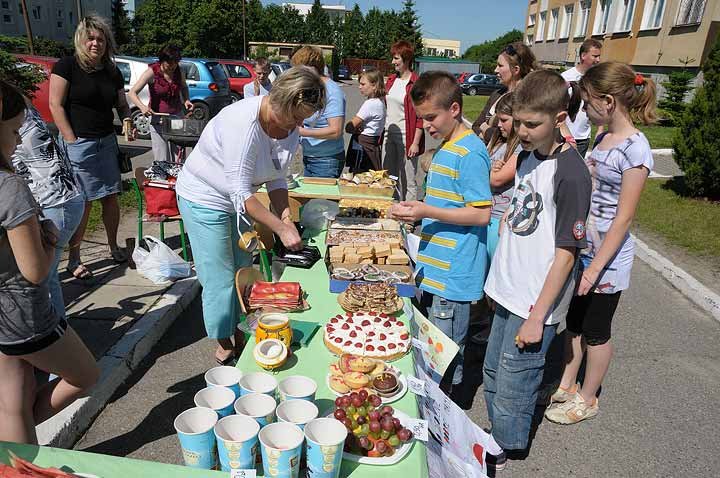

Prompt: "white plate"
[326,370,408,404]
[323,409,415,465]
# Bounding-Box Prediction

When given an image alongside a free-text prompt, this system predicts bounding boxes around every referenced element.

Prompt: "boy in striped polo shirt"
[388,71,491,396]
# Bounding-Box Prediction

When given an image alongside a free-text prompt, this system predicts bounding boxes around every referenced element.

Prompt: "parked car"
[115,55,153,138]
[270,62,291,81]
[216,59,256,102]
[461,74,502,96]
[179,58,232,121]
[336,64,351,80]
[14,54,58,128]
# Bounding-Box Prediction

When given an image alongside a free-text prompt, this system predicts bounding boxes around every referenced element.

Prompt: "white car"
[115,56,153,139]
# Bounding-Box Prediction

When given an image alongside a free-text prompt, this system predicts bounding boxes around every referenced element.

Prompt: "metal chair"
[131,167,189,261]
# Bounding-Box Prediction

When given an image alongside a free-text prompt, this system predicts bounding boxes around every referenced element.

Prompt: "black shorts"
[0,319,68,356]
[566,292,621,346]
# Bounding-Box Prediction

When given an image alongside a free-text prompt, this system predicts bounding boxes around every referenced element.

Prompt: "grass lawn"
[85,180,137,234]
[635,178,720,257]
[462,95,489,125]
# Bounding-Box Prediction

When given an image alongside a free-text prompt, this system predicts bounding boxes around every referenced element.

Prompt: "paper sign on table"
[412,306,459,377]
[411,337,429,353]
[407,375,426,396]
[231,470,256,478]
[406,418,429,442]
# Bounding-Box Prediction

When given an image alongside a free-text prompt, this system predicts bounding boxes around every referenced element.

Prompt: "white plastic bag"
[132,235,192,285]
[300,199,339,233]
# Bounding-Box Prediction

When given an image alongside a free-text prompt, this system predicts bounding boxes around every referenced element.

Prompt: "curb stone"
[633,234,720,323]
[36,275,201,448]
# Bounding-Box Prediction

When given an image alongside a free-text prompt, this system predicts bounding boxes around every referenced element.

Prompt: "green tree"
[659,69,695,126]
[111,0,133,51]
[282,5,307,43]
[674,38,720,198]
[463,29,523,73]
[364,7,387,59]
[0,49,45,97]
[305,0,332,45]
[342,4,365,58]
[133,0,195,56]
[398,0,423,55]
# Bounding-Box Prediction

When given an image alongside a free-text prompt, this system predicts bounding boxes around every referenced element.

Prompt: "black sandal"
[66,261,96,285]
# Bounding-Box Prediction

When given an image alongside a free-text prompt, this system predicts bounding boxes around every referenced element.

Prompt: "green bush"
[0,49,46,97]
[674,38,720,198]
[659,70,694,125]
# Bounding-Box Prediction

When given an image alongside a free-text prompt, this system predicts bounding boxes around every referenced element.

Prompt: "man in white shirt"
[243,57,272,98]
[562,39,602,157]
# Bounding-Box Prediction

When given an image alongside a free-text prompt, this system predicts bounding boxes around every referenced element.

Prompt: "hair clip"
[634,74,645,86]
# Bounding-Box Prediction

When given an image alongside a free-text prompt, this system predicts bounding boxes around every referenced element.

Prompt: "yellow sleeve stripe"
[466,200,492,207]
[426,187,464,203]
[420,233,457,248]
[442,143,470,156]
[420,277,446,292]
[429,164,459,179]
[418,254,451,271]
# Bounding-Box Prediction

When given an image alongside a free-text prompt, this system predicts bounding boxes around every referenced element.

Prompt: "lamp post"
[242,0,247,60]
[19,0,34,54]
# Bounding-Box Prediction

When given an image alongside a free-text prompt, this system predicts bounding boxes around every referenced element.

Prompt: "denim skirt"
[63,133,121,201]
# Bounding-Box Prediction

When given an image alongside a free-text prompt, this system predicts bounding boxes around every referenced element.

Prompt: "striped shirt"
[416,130,492,301]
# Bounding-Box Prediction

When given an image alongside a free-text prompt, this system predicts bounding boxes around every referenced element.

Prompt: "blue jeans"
[483,305,557,450]
[420,292,471,385]
[177,196,252,339]
[42,194,85,318]
[303,151,345,178]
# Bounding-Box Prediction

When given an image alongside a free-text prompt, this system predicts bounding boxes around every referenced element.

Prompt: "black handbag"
[118,149,132,174]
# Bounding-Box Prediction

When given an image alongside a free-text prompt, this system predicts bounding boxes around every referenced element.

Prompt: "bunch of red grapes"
[333,389,413,457]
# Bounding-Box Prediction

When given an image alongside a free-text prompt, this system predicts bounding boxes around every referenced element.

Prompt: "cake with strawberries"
[324,311,411,361]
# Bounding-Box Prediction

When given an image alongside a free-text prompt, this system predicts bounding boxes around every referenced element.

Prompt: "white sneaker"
[545,393,599,424]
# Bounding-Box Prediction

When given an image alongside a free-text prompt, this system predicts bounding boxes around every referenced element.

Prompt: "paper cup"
[259,422,304,478]
[278,375,317,402]
[204,366,243,398]
[239,371,278,397]
[214,414,260,472]
[234,392,277,428]
[173,407,219,469]
[276,399,319,430]
[194,386,236,419]
[304,418,347,478]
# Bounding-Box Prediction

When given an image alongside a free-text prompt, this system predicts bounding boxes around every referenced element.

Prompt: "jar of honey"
[255,313,293,355]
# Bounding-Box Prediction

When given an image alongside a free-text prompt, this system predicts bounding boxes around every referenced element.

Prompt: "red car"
[14,54,58,126]
[216,59,257,102]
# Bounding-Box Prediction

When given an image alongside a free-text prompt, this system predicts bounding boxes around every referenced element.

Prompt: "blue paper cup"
[276,399,319,431]
[239,371,278,397]
[205,366,243,399]
[259,422,305,478]
[234,392,277,428]
[214,414,260,472]
[278,375,317,402]
[174,407,219,469]
[304,418,347,478]
[194,386,236,418]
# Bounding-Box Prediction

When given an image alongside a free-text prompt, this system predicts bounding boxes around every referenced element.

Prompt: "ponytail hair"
[567,81,582,122]
[579,61,657,125]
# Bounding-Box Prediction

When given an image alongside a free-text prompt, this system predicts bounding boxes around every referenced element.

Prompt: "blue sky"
[266,1,528,54]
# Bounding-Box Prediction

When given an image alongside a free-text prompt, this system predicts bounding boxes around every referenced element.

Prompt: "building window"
[1,1,9,10]
[537,11,546,41]
[575,0,591,36]
[675,0,706,26]
[528,13,536,26]
[526,34,534,46]
[615,0,636,32]
[57,20,62,28]
[560,4,574,38]
[547,8,559,40]
[641,0,666,29]
[2,13,11,23]
[593,0,613,35]
[31,5,40,20]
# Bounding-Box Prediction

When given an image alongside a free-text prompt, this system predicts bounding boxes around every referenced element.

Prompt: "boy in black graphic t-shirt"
[482,70,592,468]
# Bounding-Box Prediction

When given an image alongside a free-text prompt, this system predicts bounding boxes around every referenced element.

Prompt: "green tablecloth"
[235,232,428,478]
[0,441,224,477]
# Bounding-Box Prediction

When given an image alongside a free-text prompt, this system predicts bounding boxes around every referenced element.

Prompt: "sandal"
[66,261,96,284]
[110,247,128,263]
[215,352,237,367]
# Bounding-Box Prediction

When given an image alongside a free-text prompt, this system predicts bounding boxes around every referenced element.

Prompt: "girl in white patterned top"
[545,62,657,425]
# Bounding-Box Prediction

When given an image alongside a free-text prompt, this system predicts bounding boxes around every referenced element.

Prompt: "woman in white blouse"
[175,67,326,365]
